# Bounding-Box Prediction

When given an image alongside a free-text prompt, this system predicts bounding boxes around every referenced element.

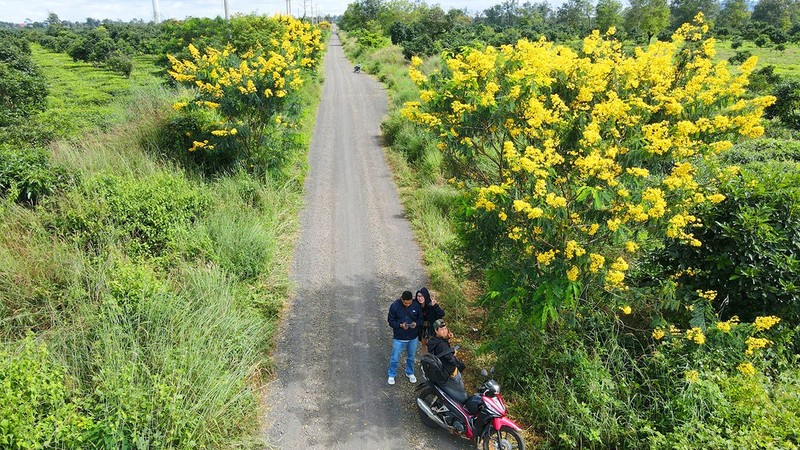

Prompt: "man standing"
[387,290,422,385]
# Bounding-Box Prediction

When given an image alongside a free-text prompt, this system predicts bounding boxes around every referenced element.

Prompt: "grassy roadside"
[1,39,323,448]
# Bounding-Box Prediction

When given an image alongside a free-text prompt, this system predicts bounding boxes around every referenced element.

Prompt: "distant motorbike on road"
[416,366,526,450]
[353,64,361,73]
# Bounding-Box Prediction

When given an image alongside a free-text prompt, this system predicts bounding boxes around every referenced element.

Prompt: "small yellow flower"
[566,265,579,281]
[685,370,699,383]
[745,336,771,355]
[618,305,632,315]
[652,328,665,340]
[686,327,706,345]
[753,316,781,332]
[737,362,756,376]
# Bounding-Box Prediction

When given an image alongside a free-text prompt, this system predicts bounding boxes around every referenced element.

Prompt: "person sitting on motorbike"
[354,64,361,73]
[428,319,466,390]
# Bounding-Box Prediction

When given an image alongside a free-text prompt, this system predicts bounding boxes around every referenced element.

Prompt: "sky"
[0,0,512,25]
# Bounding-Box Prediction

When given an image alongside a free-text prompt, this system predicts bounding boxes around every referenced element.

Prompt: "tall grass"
[49,86,177,177]
[0,202,85,340]
[2,31,322,448]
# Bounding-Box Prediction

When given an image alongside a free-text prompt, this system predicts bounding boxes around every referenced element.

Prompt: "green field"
[716,39,800,77]
[30,43,164,138]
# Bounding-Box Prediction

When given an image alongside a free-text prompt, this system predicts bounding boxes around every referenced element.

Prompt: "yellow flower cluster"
[537,249,558,266]
[402,14,774,297]
[753,315,781,331]
[685,370,700,383]
[715,316,739,333]
[745,336,772,355]
[737,362,756,376]
[696,290,717,301]
[685,327,706,345]
[167,15,324,154]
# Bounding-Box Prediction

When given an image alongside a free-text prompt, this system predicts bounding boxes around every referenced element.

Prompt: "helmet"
[481,379,500,397]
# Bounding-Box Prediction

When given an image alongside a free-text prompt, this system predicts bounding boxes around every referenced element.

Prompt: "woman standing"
[415,287,444,347]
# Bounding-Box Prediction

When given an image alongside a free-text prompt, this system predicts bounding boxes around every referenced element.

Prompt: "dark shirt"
[427,336,465,376]
[387,299,423,340]
[423,303,445,332]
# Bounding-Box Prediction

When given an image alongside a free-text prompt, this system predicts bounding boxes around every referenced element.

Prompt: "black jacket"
[388,299,423,340]
[427,336,465,376]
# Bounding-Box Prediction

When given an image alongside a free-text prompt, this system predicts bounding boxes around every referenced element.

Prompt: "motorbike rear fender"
[492,416,522,431]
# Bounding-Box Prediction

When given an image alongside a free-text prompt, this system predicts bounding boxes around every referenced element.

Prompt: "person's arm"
[441,348,460,369]
[387,303,401,329]
[430,304,445,321]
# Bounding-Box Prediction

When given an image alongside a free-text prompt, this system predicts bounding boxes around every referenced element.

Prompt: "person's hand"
[447,330,454,339]
[400,323,408,330]
[430,296,437,306]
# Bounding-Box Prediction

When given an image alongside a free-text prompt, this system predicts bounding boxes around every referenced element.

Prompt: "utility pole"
[152,0,160,23]
[286,0,292,16]
[223,0,229,20]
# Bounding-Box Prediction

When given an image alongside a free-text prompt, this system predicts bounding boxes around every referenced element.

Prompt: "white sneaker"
[387,377,395,385]
[407,374,417,383]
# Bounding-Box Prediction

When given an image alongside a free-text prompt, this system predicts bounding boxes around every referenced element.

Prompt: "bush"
[748,65,782,95]
[754,35,770,47]
[0,335,91,449]
[654,147,800,325]
[729,49,753,64]
[106,52,133,77]
[0,145,69,204]
[0,30,48,126]
[50,172,209,259]
[765,80,800,130]
[79,267,269,448]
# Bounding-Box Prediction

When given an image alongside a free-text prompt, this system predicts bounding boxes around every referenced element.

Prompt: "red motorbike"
[416,367,526,450]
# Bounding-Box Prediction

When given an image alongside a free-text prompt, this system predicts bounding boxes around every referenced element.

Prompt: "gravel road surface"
[264,33,467,449]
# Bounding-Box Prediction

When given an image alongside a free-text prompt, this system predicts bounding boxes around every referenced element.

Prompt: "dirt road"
[264,33,466,449]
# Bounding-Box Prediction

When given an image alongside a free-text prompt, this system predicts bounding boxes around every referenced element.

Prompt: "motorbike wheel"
[416,386,440,428]
[483,426,525,450]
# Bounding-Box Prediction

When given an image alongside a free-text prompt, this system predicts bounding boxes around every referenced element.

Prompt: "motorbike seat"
[441,378,468,404]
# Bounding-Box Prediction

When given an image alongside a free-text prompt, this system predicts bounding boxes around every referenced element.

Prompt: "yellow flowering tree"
[167,15,323,164]
[402,16,774,325]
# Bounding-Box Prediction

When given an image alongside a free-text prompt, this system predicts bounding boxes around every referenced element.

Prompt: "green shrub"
[486,314,644,449]
[203,205,275,281]
[723,138,800,163]
[654,153,800,325]
[748,65,782,95]
[50,172,209,260]
[765,80,800,130]
[106,52,133,77]
[729,49,753,64]
[0,335,91,449]
[0,30,48,126]
[0,145,69,204]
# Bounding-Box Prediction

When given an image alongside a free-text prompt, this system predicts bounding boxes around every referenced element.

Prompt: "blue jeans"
[388,338,418,377]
